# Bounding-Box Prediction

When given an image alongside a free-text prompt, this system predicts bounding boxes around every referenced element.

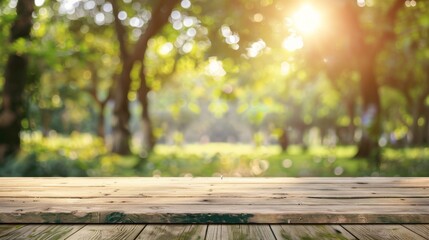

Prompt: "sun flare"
[291,4,321,34]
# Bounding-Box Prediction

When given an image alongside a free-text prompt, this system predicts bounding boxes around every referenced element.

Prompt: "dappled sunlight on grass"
[155,143,281,155]
[1,132,428,177]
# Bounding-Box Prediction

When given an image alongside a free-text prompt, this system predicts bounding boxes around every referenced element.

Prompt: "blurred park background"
[0,0,428,177]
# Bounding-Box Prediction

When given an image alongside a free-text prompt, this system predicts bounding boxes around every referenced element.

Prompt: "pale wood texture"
[0,225,24,238]
[65,225,144,240]
[0,177,428,223]
[0,224,83,240]
[135,224,206,240]
[206,225,275,240]
[343,225,427,240]
[271,225,356,240]
[403,224,429,239]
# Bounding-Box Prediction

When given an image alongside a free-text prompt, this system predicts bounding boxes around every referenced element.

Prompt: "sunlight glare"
[35,0,45,7]
[282,35,303,51]
[206,57,226,77]
[159,42,173,55]
[280,62,291,75]
[291,4,321,34]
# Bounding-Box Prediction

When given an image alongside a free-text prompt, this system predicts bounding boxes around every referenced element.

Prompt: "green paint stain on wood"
[104,213,254,223]
[169,213,254,223]
[281,230,292,240]
[105,212,134,223]
[377,216,396,223]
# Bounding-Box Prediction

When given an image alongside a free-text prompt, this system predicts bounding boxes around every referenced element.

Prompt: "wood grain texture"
[0,224,84,240]
[135,224,206,240]
[403,224,429,239]
[0,225,24,238]
[1,177,427,184]
[206,224,275,240]
[1,224,429,239]
[271,225,356,240]
[65,224,144,240]
[343,224,426,240]
[2,197,428,206]
[0,177,428,223]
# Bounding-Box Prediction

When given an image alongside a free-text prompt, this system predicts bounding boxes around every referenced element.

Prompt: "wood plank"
[2,176,427,182]
[135,224,206,240]
[1,204,428,223]
[0,225,43,239]
[1,177,427,190]
[2,196,427,206]
[1,188,427,198]
[343,225,426,240]
[1,204,428,214]
[206,224,275,240]
[2,182,427,188]
[2,183,428,188]
[403,224,429,239]
[2,224,427,239]
[271,225,356,240]
[0,207,99,223]
[1,177,428,187]
[0,224,84,240]
[0,225,24,238]
[66,224,144,240]
[1,177,428,224]
[1,185,427,192]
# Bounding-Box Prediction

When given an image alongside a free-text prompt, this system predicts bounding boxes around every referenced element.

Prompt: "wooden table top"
[0,177,428,224]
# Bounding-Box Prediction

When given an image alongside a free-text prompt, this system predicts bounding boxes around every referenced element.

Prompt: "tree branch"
[109,0,129,61]
[376,0,405,48]
[131,0,180,63]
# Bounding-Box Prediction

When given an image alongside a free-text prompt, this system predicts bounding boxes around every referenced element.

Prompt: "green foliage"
[1,133,428,177]
[1,0,429,168]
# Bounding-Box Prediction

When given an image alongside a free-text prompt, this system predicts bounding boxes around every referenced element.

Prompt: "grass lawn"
[0,132,428,177]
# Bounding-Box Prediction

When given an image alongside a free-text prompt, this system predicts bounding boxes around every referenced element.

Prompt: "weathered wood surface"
[1,224,429,240]
[136,224,206,240]
[403,224,429,238]
[0,224,84,240]
[65,225,144,240]
[206,225,275,240]
[271,225,357,239]
[0,177,428,223]
[343,224,427,240]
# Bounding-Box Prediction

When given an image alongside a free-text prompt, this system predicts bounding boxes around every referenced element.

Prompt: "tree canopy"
[0,0,428,169]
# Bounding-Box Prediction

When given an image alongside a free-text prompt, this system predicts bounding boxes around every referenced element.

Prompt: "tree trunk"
[410,101,422,146]
[138,64,156,152]
[298,124,308,151]
[278,128,289,152]
[111,61,133,155]
[410,88,429,146]
[41,109,51,137]
[424,105,429,145]
[0,0,34,162]
[97,102,106,139]
[347,99,356,144]
[109,0,179,155]
[341,0,403,168]
[354,57,382,168]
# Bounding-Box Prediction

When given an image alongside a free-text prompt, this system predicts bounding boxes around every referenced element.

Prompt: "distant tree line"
[1,0,428,168]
